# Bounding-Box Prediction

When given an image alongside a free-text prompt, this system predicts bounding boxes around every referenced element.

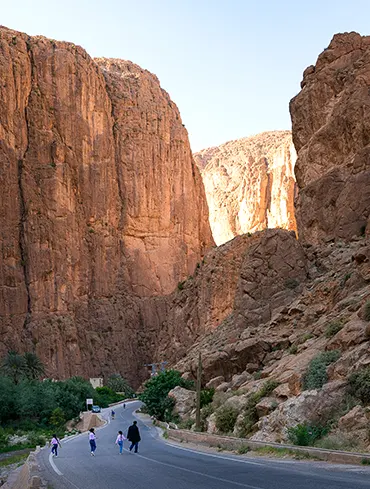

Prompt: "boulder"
[168,387,196,418]
[205,376,226,389]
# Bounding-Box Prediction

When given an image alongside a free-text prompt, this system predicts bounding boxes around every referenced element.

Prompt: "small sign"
[86,398,93,405]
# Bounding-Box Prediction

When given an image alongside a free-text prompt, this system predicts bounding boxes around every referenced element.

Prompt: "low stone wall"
[2,449,46,489]
[168,429,370,465]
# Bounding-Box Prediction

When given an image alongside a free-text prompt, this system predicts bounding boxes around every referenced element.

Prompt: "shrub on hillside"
[302,350,340,390]
[325,320,343,338]
[200,388,214,408]
[287,423,329,446]
[215,406,238,434]
[348,367,370,404]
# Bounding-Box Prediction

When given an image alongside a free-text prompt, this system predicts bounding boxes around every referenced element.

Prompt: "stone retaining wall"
[2,450,46,489]
[168,429,370,465]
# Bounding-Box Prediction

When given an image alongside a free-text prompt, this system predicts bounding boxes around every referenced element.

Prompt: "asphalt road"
[37,402,370,489]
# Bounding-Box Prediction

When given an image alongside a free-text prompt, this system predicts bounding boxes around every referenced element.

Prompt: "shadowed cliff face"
[290,32,370,244]
[0,27,213,386]
[194,131,297,246]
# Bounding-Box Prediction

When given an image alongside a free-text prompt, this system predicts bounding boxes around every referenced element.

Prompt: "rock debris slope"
[0,26,213,385]
[194,131,297,245]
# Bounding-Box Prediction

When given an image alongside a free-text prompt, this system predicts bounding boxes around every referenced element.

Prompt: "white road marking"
[48,452,63,475]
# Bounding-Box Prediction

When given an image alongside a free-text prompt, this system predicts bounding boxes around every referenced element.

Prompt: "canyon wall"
[0,27,213,385]
[291,32,370,244]
[194,131,297,245]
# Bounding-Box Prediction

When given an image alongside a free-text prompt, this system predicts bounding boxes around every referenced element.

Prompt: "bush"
[139,370,194,421]
[302,350,340,390]
[325,320,343,338]
[95,386,122,407]
[289,344,298,355]
[348,367,370,404]
[215,406,238,433]
[200,388,214,408]
[287,423,329,446]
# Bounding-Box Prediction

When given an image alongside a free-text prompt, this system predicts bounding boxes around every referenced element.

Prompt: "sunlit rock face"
[194,131,297,245]
[290,32,370,244]
[0,26,213,385]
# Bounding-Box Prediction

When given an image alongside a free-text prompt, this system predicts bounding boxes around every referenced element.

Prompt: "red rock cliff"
[0,27,213,385]
[290,32,370,244]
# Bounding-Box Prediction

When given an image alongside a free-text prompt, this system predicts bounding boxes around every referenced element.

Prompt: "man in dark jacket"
[127,420,141,453]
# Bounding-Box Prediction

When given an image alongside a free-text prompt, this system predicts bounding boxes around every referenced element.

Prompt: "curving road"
[37,402,370,489]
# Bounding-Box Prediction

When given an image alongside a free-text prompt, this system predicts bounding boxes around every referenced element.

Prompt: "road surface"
[37,401,370,489]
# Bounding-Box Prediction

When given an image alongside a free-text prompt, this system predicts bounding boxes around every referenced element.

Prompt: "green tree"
[23,352,45,380]
[49,407,66,431]
[0,376,16,423]
[1,351,26,384]
[139,369,193,421]
[106,374,135,397]
[56,377,96,419]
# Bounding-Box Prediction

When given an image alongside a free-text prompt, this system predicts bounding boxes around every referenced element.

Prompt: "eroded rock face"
[291,32,370,244]
[0,27,213,385]
[194,131,297,245]
[159,229,308,379]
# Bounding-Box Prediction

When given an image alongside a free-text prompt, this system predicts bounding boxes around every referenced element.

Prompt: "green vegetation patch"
[287,423,329,446]
[0,453,28,468]
[348,367,370,404]
[139,369,194,421]
[215,406,238,434]
[325,320,343,338]
[302,350,340,390]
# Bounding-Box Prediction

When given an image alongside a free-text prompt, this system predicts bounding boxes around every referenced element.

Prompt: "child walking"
[89,428,97,456]
[115,430,126,454]
[50,434,61,457]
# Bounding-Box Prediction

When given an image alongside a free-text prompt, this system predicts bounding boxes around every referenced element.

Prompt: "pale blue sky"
[2,0,369,150]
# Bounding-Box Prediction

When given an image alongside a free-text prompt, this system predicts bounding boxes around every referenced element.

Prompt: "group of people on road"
[88,420,141,456]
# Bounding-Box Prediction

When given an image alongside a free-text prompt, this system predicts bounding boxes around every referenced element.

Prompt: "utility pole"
[195,352,202,431]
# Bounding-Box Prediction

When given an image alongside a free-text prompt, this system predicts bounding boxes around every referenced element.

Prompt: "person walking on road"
[127,420,141,453]
[50,434,61,457]
[89,428,97,456]
[115,430,126,454]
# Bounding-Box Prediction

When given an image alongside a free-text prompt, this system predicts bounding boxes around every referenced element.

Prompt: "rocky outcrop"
[168,386,196,419]
[157,228,308,376]
[194,131,296,245]
[251,381,347,443]
[291,32,370,244]
[0,26,213,385]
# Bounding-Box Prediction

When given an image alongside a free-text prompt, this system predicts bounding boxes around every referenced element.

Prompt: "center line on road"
[49,452,63,476]
[130,450,265,489]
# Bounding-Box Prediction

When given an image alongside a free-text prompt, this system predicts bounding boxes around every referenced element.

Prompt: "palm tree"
[1,351,26,384]
[23,352,45,381]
